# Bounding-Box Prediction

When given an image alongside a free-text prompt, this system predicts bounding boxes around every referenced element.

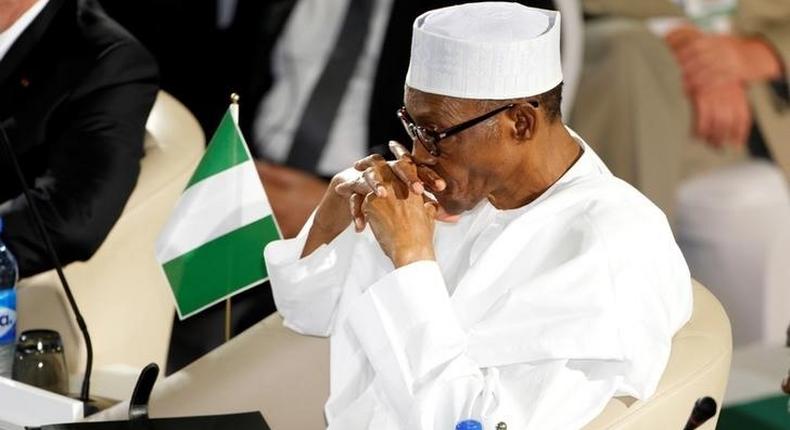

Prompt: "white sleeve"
[264,219,357,337]
[344,261,616,429]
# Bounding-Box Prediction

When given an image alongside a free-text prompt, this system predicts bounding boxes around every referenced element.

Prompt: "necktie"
[286,0,374,171]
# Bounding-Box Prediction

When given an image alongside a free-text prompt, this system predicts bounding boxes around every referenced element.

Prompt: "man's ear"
[510,103,537,141]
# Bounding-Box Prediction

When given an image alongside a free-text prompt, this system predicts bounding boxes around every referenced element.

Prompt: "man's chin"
[431,201,458,222]
[436,196,479,218]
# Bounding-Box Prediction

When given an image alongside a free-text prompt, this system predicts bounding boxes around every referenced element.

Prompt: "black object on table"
[683,397,718,430]
[27,363,270,430]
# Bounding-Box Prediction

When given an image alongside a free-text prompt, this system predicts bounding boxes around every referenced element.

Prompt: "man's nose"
[411,140,438,166]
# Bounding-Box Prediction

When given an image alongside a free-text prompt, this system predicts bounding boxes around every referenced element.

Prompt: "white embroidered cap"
[405,2,562,100]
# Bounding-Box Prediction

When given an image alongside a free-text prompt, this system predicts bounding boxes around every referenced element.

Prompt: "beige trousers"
[570,18,747,218]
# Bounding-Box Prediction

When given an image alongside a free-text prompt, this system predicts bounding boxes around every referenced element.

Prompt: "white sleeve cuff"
[264,218,357,336]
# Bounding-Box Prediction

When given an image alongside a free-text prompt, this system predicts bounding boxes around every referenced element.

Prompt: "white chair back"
[17,92,205,385]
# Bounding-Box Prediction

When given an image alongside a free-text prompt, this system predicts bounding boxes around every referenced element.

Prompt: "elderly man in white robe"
[264,3,693,429]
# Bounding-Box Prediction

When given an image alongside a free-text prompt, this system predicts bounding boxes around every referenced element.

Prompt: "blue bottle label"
[0,289,16,345]
[456,420,483,430]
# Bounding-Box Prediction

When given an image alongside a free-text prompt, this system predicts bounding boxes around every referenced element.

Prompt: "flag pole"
[224,92,241,343]
[225,298,232,342]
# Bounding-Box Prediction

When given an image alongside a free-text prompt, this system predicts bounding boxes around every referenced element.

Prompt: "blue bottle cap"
[456,419,483,430]
[0,217,3,234]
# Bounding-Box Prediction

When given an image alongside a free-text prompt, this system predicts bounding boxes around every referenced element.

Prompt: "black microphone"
[683,396,718,430]
[0,121,94,407]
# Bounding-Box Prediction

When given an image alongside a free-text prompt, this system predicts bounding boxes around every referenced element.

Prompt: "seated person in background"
[265,3,693,429]
[573,0,789,218]
[0,0,158,277]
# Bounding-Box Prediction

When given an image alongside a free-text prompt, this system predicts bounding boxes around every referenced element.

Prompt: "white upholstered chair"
[16,91,204,398]
[676,160,790,347]
[88,280,732,430]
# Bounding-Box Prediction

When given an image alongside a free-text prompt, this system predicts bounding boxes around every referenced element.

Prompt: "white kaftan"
[264,129,693,430]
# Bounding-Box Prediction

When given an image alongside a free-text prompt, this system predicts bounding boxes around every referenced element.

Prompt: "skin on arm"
[299,172,355,258]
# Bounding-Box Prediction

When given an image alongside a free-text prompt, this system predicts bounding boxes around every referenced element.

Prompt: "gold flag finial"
[229,93,240,124]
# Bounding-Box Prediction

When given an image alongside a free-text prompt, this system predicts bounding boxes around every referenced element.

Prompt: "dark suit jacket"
[0,0,159,277]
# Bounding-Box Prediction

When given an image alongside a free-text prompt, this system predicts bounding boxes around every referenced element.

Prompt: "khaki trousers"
[570,19,747,218]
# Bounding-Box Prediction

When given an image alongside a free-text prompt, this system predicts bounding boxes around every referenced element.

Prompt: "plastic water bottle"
[0,218,19,378]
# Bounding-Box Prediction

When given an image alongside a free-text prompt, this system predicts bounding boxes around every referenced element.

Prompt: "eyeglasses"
[397,102,533,156]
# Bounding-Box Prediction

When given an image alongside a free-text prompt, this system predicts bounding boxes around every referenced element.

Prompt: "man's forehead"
[404,87,477,122]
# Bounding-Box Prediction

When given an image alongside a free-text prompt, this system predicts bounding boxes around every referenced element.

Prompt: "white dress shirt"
[0,0,49,63]
[264,128,693,429]
[252,0,394,177]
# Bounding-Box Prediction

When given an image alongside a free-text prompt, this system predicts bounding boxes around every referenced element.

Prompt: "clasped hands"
[665,26,782,148]
[306,141,454,268]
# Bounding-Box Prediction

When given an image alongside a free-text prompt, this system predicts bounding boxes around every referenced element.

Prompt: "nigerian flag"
[156,104,280,319]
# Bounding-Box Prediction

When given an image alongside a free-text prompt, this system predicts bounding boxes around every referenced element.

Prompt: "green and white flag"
[156,105,280,320]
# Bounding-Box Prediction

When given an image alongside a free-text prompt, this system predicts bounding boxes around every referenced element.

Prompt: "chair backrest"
[677,160,790,346]
[17,91,205,378]
[584,281,732,429]
[87,281,732,430]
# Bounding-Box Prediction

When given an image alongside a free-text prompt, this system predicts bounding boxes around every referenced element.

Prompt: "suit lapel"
[0,0,85,157]
[0,0,67,88]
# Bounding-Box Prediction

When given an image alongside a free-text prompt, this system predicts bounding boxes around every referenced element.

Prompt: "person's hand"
[255,161,329,238]
[664,27,764,148]
[334,153,414,233]
[335,141,459,232]
[674,34,752,92]
[298,149,438,257]
[665,25,703,54]
[387,141,446,195]
[690,81,752,148]
[665,27,742,91]
[666,28,783,93]
[388,141,461,223]
[297,167,366,258]
[361,171,437,268]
